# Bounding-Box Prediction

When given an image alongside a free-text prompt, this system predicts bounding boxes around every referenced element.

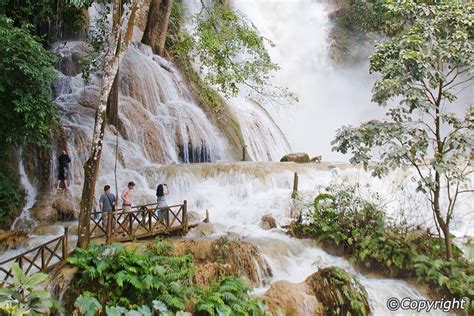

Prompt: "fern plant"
[196,277,265,316]
[0,263,58,315]
[68,241,194,311]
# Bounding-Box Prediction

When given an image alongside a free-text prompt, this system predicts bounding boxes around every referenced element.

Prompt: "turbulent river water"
[2,0,473,315]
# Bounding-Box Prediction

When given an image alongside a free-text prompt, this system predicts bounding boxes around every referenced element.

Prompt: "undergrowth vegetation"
[67,240,266,316]
[291,184,473,312]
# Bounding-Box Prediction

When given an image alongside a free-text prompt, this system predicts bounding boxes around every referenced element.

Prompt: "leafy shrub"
[196,277,265,316]
[309,267,370,316]
[293,184,473,310]
[0,263,59,315]
[69,240,266,315]
[414,256,474,311]
[68,240,194,311]
[0,170,24,229]
[0,15,57,147]
[336,0,388,33]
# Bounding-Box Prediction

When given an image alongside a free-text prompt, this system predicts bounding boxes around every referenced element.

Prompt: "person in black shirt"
[57,149,71,190]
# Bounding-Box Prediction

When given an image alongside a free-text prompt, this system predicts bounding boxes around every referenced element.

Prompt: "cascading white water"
[182,0,293,162]
[230,0,384,161]
[146,162,472,314]
[50,40,233,203]
[11,149,37,231]
[228,98,291,161]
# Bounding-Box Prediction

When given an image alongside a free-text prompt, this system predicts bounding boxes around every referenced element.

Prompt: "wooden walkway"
[0,201,188,286]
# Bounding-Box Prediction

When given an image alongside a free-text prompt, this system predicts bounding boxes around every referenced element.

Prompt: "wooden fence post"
[148,207,153,232]
[291,172,298,199]
[63,227,69,259]
[182,200,188,234]
[106,212,113,244]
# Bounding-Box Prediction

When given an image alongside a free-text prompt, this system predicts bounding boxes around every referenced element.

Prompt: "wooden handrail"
[1,201,190,285]
[0,228,69,286]
[0,235,64,266]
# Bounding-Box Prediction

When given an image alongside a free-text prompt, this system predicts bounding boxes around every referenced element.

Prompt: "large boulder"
[263,267,370,316]
[171,238,272,287]
[264,280,322,315]
[189,222,216,237]
[53,197,76,221]
[280,152,310,163]
[30,193,77,223]
[260,214,277,230]
[0,230,28,251]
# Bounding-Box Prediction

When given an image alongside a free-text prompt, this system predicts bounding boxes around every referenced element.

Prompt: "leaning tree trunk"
[77,0,141,248]
[142,0,174,55]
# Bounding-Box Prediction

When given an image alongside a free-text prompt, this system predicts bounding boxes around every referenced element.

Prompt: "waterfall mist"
[231,0,385,161]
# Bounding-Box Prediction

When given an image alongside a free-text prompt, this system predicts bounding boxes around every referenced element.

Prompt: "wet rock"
[260,214,277,230]
[263,267,370,316]
[79,86,100,109]
[32,224,65,236]
[190,222,216,237]
[30,193,77,223]
[280,152,310,163]
[192,262,234,286]
[53,198,76,221]
[30,198,57,223]
[171,238,272,286]
[45,262,79,312]
[264,280,322,316]
[188,211,201,224]
[307,267,370,316]
[0,230,28,251]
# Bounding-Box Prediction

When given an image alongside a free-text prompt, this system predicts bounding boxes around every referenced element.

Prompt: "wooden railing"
[0,228,69,287]
[0,201,189,284]
[90,201,188,243]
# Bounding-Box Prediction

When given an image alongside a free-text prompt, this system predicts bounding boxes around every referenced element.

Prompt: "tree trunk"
[77,0,140,248]
[106,72,120,127]
[142,0,174,55]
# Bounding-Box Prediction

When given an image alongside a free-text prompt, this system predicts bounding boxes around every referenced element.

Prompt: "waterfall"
[228,0,385,161]
[228,98,291,161]
[11,149,37,231]
[50,40,232,203]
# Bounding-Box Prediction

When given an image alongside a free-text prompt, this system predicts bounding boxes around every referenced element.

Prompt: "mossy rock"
[280,153,310,163]
[307,267,370,316]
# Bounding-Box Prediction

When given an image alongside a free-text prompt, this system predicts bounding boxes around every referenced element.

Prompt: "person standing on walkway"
[57,149,71,189]
[99,185,116,228]
[156,183,169,225]
[121,181,135,212]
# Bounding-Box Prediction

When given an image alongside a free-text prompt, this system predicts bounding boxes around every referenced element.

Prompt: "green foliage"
[74,292,102,316]
[414,256,474,311]
[0,263,59,315]
[80,4,110,83]
[70,240,266,315]
[294,184,472,310]
[196,277,265,316]
[0,169,24,229]
[315,267,370,316]
[170,2,295,101]
[0,0,84,40]
[336,0,388,33]
[332,0,473,259]
[0,15,57,148]
[68,241,194,311]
